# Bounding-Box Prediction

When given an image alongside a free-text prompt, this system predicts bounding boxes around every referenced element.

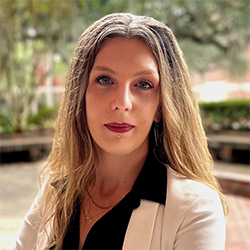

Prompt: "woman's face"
[86,37,160,157]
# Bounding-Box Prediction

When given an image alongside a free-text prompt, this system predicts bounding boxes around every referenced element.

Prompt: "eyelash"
[136,81,153,90]
[95,75,154,90]
[96,75,113,85]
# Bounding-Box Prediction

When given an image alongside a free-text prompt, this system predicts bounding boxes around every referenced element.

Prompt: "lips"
[105,123,134,133]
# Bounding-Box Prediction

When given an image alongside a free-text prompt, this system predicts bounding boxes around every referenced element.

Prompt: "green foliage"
[2,0,248,76]
[0,0,70,132]
[0,106,59,134]
[132,0,250,77]
[199,100,250,131]
[0,110,14,134]
[0,40,41,132]
[53,61,69,75]
[28,106,59,129]
[0,0,249,133]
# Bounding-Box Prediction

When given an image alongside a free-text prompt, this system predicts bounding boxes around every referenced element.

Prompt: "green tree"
[41,0,250,77]
[132,0,250,76]
[0,0,249,133]
[0,0,74,132]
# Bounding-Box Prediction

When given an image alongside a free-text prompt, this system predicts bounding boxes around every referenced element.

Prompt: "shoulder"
[12,181,52,250]
[166,167,222,211]
[162,167,226,250]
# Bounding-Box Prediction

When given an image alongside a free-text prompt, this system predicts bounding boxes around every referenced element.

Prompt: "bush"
[0,110,14,134]
[28,106,59,129]
[199,99,250,131]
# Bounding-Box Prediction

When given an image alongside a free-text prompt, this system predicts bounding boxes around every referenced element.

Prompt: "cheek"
[136,104,158,130]
[86,90,98,111]
[86,87,106,107]
[147,99,160,118]
[85,92,96,124]
[85,92,106,127]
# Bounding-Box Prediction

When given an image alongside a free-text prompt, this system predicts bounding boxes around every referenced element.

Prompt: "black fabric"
[82,189,140,250]
[61,151,167,250]
[137,150,167,205]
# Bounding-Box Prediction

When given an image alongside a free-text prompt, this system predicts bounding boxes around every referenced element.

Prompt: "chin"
[105,148,136,157]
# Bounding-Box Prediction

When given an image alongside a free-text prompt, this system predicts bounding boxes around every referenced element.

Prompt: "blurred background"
[0,0,249,249]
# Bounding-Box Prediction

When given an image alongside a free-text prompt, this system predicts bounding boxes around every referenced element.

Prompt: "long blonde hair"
[40,13,228,249]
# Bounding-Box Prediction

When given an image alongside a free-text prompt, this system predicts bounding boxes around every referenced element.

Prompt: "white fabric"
[123,167,226,250]
[12,167,226,250]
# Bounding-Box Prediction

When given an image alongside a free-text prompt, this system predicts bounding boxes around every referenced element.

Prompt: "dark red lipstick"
[105,123,134,133]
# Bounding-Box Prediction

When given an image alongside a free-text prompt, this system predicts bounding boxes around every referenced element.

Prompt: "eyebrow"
[92,66,116,75]
[92,66,158,77]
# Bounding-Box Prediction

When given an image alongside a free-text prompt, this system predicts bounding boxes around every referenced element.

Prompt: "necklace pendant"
[86,216,92,224]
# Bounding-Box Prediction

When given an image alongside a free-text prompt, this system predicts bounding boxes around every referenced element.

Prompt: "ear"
[154,105,162,122]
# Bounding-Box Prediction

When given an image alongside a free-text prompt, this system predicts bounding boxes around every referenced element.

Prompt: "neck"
[91,141,148,201]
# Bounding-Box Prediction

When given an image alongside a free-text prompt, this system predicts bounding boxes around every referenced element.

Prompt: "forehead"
[97,37,153,56]
[93,37,159,73]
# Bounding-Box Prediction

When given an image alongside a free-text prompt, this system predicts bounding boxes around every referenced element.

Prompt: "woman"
[13,13,228,250]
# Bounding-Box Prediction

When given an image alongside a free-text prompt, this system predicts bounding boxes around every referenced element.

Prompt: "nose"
[111,84,132,111]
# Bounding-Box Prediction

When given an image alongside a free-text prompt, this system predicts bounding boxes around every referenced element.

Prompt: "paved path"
[0,160,249,250]
[225,194,250,250]
[0,160,43,250]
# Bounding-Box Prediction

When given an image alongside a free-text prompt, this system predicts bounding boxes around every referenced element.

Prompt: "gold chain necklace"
[85,210,107,224]
[85,197,121,224]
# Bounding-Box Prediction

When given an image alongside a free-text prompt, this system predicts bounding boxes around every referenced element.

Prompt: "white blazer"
[12,167,226,250]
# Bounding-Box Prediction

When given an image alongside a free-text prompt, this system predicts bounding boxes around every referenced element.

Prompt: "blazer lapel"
[122,200,159,250]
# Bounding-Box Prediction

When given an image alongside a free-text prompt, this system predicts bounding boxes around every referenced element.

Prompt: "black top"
[61,151,167,250]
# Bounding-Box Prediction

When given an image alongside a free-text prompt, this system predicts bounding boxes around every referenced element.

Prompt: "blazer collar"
[122,200,160,250]
[123,152,167,250]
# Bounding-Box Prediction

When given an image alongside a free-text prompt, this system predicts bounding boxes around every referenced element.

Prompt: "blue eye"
[96,75,112,85]
[137,81,153,90]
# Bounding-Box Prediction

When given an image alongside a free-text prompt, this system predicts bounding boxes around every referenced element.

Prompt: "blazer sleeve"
[12,184,45,250]
[174,189,226,250]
